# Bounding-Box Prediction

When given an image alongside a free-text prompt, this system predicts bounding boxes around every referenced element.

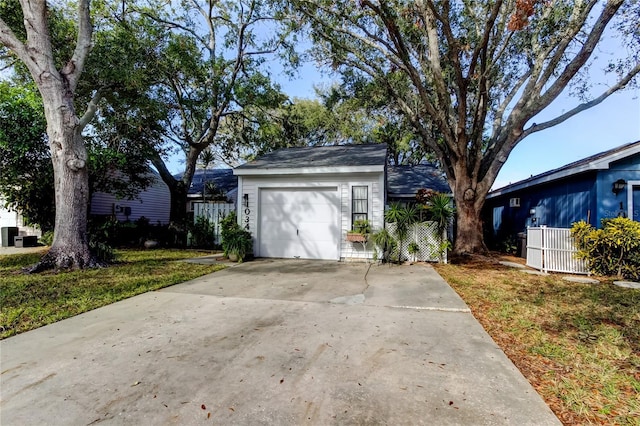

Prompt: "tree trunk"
[168,182,189,247]
[29,87,97,272]
[451,172,489,256]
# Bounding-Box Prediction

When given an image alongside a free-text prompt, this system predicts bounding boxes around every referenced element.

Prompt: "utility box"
[1,227,19,247]
[517,232,527,259]
[14,235,38,248]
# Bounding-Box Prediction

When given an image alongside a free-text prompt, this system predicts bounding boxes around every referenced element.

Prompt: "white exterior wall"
[1,198,42,244]
[90,174,171,224]
[237,172,384,260]
[0,201,18,229]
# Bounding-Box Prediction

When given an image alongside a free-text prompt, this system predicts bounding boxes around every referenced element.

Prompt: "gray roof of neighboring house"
[488,140,640,198]
[234,143,387,171]
[387,164,450,199]
[174,169,237,196]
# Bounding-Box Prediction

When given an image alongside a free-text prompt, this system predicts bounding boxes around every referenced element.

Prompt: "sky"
[269,61,640,192]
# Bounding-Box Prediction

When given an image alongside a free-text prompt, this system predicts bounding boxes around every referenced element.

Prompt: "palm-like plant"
[424,193,455,263]
[385,203,419,263]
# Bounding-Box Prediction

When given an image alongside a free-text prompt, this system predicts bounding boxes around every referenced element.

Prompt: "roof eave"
[488,143,640,199]
[234,165,385,176]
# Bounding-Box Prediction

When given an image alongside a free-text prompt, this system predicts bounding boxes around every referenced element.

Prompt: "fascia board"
[233,165,385,176]
[488,145,640,199]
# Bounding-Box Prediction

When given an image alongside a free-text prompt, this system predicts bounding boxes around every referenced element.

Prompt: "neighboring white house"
[0,197,41,246]
[0,199,18,229]
[90,171,171,224]
[234,144,387,261]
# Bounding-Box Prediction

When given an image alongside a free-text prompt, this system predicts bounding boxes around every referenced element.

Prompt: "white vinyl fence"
[385,221,447,263]
[192,202,235,245]
[526,226,588,274]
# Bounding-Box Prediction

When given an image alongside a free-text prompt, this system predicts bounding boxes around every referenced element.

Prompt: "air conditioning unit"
[509,197,521,208]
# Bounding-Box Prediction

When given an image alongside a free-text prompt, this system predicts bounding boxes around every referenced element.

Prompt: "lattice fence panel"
[385,221,446,263]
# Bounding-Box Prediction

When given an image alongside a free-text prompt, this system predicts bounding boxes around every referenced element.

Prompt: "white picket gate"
[193,202,235,245]
[526,226,588,274]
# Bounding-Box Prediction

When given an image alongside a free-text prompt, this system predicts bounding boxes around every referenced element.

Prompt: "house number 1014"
[244,208,250,230]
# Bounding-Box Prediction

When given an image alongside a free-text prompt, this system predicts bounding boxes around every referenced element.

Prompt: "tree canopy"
[288,0,640,253]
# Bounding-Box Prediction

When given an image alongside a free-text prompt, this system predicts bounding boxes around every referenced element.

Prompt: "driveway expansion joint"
[388,305,472,313]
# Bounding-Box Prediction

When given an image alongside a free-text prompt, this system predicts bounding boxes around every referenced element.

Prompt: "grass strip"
[0,249,225,339]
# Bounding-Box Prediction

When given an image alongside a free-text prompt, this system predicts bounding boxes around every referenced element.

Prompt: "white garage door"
[259,187,340,260]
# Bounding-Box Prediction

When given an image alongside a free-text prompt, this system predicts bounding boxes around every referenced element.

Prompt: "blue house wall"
[484,174,597,247]
[484,150,640,249]
[596,153,640,223]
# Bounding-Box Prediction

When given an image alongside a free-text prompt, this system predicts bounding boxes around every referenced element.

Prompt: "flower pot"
[346,233,367,243]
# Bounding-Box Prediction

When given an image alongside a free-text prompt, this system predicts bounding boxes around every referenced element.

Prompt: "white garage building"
[234,144,387,261]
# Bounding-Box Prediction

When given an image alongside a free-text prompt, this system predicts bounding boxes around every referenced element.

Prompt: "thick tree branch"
[0,16,38,71]
[61,0,93,93]
[78,89,103,129]
[520,63,640,139]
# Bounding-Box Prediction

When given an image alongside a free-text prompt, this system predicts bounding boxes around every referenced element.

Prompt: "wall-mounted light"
[529,208,536,216]
[612,179,626,195]
[243,193,249,208]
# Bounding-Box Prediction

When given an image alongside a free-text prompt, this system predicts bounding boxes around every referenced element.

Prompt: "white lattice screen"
[385,221,447,263]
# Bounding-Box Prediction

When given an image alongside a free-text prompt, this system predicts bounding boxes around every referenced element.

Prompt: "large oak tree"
[290,0,640,254]
[0,0,98,269]
[113,0,297,233]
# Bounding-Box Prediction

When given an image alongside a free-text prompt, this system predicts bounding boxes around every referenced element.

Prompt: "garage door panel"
[259,188,339,260]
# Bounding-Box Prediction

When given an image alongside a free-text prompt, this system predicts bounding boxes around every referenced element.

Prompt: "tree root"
[26,249,107,274]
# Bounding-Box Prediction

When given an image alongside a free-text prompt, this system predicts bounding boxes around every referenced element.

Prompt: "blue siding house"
[484,141,640,248]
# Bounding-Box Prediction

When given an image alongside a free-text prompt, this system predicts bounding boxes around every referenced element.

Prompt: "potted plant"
[346,219,371,242]
[221,212,253,262]
[222,227,253,262]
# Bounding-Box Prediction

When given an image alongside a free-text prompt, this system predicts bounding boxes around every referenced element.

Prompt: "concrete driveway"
[0,259,560,425]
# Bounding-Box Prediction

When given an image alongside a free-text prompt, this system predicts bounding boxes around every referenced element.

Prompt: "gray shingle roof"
[174,169,237,196]
[234,143,387,170]
[488,140,640,197]
[387,164,450,198]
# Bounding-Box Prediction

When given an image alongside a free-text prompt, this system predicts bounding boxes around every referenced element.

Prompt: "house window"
[352,186,368,228]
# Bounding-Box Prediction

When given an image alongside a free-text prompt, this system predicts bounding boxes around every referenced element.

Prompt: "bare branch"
[78,90,103,129]
[521,63,640,139]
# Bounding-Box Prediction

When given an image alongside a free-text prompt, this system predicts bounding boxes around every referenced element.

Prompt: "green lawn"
[0,249,225,339]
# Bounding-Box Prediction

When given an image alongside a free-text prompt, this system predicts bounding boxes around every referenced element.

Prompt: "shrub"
[571,218,640,280]
[220,211,253,262]
[39,230,54,246]
[189,216,215,248]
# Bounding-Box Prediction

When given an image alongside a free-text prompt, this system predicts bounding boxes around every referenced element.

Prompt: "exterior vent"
[509,197,521,208]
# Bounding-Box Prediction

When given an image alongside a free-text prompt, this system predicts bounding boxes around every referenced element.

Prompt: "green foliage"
[407,241,420,262]
[351,219,371,234]
[0,81,156,231]
[418,191,455,262]
[290,0,639,254]
[371,228,397,264]
[384,203,420,263]
[0,82,55,231]
[571,218,640,280]
[220,212,253,262]
[189,216,215,249]
[39,231,54,247]
[421,192,455,236]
